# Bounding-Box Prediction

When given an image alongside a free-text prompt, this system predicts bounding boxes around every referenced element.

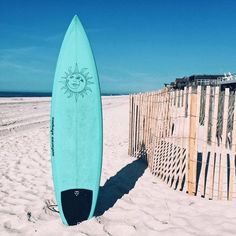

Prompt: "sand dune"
[0,96,236,236]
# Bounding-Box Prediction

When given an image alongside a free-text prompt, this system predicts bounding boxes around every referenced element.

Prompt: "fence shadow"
[94,156,147,217]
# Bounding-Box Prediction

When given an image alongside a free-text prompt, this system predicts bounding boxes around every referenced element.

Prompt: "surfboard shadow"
[94,155,147,217]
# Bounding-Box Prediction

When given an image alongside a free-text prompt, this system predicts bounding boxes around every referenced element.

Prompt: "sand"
[0,96,236,236]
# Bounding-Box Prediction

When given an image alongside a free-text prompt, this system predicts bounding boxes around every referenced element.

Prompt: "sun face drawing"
[60,63,94,101]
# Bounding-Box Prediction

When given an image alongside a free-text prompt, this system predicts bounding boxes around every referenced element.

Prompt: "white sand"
[0,96,236,236]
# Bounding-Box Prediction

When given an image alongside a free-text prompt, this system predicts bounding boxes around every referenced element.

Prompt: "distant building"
[166,73,236,90]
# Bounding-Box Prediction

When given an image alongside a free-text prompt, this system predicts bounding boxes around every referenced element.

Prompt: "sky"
[0,0,236,94]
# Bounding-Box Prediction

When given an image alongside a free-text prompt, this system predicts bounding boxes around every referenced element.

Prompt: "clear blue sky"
[0,0,236,94]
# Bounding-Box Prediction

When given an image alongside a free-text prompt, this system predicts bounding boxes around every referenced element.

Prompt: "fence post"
[188,86,201,195]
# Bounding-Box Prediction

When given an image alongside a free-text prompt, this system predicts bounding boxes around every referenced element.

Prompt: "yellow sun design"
[60,63,94,101]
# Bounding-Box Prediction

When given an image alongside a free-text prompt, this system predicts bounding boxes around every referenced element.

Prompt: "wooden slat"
[161,90,171,181]
[128,94,131,155]
[199,86,210,197]
[130,95,134,156]
[165,90,174,184]
[229,91,236,200]
[207,87,220,199]
[178,88,187,191]
[150,92,158,171]
[148,93,154,168]
[184,87,191,192]
[172,90,182,190]
[168,90,178,188]
[158,91,166,179]
[148,93,154,164]
[218,88,229,200]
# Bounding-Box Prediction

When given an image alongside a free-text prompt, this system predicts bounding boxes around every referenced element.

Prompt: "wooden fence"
[128,86,236,200]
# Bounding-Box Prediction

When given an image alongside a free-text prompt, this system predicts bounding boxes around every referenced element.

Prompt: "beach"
[0,96,236,236]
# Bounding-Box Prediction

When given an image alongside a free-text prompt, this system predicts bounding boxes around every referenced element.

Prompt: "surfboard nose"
[61,189,93,225]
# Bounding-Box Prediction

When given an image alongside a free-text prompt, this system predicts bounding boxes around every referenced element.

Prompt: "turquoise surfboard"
[50,15,103,225]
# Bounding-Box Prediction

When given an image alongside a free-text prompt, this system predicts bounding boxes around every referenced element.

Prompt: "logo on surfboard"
[60,63,94,101]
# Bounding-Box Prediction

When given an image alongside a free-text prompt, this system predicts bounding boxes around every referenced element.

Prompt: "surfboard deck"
[50,15,103,225]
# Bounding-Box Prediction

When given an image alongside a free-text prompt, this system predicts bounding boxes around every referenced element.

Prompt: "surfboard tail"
[61,189,93,225]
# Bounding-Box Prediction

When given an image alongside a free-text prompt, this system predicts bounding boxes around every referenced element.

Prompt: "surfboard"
[50,15,103,225]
